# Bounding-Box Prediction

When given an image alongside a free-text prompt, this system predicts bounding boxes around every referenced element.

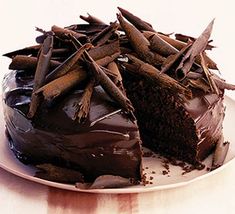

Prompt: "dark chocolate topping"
[3,70,142,182]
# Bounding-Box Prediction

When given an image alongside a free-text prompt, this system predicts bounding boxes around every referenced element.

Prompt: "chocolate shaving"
[186,78,211,93]
[52,25,87,41]
[175,33,216,50]
[107,61,125,92]
[117,13,165,67]
[28,35,54,118]
[9,55,60,71]
[124,54,191,99]
[72,78,95,122]
[144,31,178,57]
[175,19,215,80]
[46,43,92,82]
[91,21,119,46]
[211,135,230,171]
[155,32,218,70]
[118,7,155,32]
[161,42,192,74]
[211,73,235,91]
[89,175,134,189]
[3,45,41,58]
[85,56,134,113]
[35,67,87,102]
[88,40,120,60]
[79,13,106,25]
[96,51,121,67]
[70,35,134,113]
[200,52,219,94]
[35,164,84,183]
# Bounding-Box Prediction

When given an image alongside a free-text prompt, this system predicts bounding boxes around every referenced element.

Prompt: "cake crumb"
[143,151,154,157]
[162,170,168,175]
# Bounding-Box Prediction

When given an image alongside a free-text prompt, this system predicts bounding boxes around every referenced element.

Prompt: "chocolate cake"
[2,8,235,188]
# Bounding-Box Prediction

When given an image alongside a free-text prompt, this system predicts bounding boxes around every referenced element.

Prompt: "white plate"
[0,96,235,194]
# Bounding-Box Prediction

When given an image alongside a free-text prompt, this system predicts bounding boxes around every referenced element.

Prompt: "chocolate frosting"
[3,70,142,182]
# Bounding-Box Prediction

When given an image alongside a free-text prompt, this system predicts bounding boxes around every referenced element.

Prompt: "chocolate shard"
[9,55,60,71]
[88,40,120,61]
[161,42,192,74]
[200,52,219,94]
[118,7,155,32]
[72,78,95,122]
[70,35,134,113]
[85,57,134,113]
[52,25,87,41]
[35,164,84,183]
[124,54,192,99]
[91,21,119,46]
[211,135,230,171]
[79,13,106,25]
[28,35,54,118]
[212,73,235,91]
[96,51,121,67]
[3,44,41,58]
[146,32,178,57]
[153,32,218,70]
[89,175,134,189]
[176,19,215,80]
[175,33,216,50]
[45,43,92,82]
[117,13,165,67]
[35,67,87,102]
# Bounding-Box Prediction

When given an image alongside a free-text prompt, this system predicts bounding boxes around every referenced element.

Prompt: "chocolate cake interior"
[122,73,200,164]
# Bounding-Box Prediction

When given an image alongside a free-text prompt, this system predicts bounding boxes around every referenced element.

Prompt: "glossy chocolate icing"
[2,70,142,183]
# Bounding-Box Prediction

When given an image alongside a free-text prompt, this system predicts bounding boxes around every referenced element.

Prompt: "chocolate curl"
[71,35,134,113]
[9,55,60,71]
[153,32,218,70]
[143,31,178,57]
[72,78,95,122]
[117,7,155,32]
[88,40,120,60]
[124,54,192,99]
[3,44,41,58]
[200,52,219,94]
[117,13,165,67]
[69,34,119,80]
[211,135,230,171]
[80,13,106,25]
[46,43,92,82]
[186,78,211,93]
[35,164,84,183]
[35,67,87,102]
[51,25,86,40]
[212,74,235,91]
[96,51,120,67]
[107,61,125,92]
[85,56,134,113]
[161,43,192,74]
[66,24,107,35]
[175,19,215,80]
[89,175,133,189]
[91,21,119,46]
[28,35,54,118]
[175,33,216,50]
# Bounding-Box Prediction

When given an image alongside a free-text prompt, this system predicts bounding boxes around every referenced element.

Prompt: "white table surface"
[1,0,235,213]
